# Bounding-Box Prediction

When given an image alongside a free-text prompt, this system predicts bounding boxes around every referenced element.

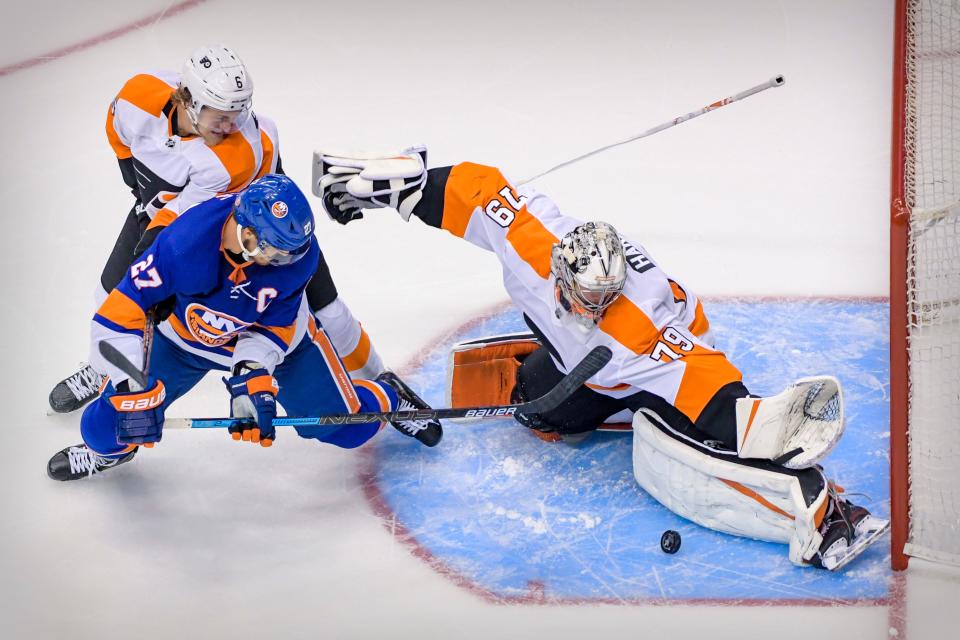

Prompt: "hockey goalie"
[313,146,889,571]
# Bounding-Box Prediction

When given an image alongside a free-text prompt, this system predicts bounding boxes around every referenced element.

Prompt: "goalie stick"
[98,341,612,429]
[520,75,786,184]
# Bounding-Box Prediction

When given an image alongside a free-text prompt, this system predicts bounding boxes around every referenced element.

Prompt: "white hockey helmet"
[180,44,253,134]
[551,221,627,327]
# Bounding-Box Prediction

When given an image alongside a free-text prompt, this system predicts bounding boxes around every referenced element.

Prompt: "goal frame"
[889,0,910,572]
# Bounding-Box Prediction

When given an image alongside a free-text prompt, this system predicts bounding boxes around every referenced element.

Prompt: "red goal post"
[890,0,960,571]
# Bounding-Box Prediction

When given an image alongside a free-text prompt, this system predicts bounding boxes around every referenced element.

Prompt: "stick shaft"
[165,345,612,430]
[519,75,785,184]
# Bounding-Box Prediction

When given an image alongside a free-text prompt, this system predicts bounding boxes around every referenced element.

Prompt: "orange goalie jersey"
[414,162,743,425]
[105,70,280,229]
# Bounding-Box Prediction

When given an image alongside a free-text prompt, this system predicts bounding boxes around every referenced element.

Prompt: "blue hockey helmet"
[233,174,314,265]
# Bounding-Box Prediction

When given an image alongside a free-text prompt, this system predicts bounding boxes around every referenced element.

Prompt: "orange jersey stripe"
[598,296,661,356]
[341,327,372,372]
[688,299,710,337]
[668,280,687,303]
[209,131,257,192]
[673,346,743,422]
[167,314,196,343]
[720,479,795,521]
[116,74,174,117]
[254,129,275,180]
[147,207,178,230]
[440,162,489,238]
[308,316,361,412]
[98,289,147,331]
[353,379,392,412]
[105,108,132,159]
[505,206,557,279]
[256,323,297,348]
[441,163,557,278]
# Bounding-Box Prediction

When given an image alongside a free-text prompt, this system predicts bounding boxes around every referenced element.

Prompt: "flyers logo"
[184,303,250,347]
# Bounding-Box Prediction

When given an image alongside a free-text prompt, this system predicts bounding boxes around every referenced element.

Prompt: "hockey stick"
[98,343,612,429]
[519,75,785,184]
[98,309,157,391]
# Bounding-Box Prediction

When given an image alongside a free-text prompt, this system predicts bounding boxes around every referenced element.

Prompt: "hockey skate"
[47,444,137,481]
[376,372,443,447]
[809,492,890,571]
[49,363,107,413]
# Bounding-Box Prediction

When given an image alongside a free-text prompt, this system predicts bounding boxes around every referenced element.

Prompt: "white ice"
[1,1,958,638]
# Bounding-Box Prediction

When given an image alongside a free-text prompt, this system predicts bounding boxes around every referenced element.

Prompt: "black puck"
[660,529,681,554]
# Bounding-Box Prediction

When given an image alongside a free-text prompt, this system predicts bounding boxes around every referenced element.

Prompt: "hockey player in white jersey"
[313,149,888,571]
[49,45,383,413]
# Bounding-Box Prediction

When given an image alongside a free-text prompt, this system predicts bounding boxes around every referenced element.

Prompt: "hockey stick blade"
[164,345,612,430]
[98,341,148,389]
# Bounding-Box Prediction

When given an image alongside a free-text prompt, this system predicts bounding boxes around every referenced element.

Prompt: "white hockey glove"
[312,145,427,225]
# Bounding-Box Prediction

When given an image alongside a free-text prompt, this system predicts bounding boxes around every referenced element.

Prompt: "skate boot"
[809,492,890,570]
[376,372,443,447]
[47,444,137,481]
[49,363,107,413]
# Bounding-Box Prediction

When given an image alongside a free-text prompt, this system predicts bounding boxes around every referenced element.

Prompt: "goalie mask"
[551,221,627,328]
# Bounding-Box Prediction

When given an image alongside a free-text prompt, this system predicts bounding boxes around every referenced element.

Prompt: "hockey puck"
[660,530,681,554]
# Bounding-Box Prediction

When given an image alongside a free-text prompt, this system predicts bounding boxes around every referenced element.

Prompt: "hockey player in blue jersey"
[48,174,441,481]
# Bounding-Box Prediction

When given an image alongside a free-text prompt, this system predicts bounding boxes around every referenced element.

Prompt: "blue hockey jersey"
[90,194,319,383]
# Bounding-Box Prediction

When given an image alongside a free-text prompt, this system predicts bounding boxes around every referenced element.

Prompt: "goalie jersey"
[106,70,280,228]
[90,195,318,385]
[412,162,743,424]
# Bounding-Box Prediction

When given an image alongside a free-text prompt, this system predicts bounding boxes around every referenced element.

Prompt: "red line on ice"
[0,0,209,77]
[358,297,900,608]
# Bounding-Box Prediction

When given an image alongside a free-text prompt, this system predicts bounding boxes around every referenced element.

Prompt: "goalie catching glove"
[312,145,427,224]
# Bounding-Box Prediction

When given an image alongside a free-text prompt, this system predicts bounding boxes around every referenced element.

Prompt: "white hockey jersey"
[420,162,742,423]
[105,70,280,227]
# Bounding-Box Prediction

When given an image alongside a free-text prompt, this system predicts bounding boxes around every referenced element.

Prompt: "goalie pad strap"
[632,409,829,566]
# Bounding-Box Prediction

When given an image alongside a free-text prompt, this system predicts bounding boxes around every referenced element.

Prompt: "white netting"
[902,0,960,566]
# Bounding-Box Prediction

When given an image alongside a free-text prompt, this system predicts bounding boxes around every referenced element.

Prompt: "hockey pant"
[80,329,396,456]
[631,408,830,566]
[99,203,150,298]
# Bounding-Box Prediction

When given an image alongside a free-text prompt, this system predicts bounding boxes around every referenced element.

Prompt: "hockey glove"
[223,365,279,447]
[312,145,427,223]
[110,379,166,446]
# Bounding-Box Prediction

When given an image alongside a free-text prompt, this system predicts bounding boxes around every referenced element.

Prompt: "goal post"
[890,0,960,570]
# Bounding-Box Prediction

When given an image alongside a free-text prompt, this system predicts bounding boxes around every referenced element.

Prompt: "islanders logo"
[271,201,288,218]
[184,303,250,347]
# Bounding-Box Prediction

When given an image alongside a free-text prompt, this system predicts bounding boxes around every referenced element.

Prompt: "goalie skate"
[811,495,891,571]
[820,515,890,571]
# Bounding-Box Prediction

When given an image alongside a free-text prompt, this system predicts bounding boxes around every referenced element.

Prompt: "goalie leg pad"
[736,376,845,469]
[632,409,830,566]
[448,333,540,409]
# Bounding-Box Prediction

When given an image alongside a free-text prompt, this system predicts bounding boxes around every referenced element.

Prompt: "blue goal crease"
[369,301,892,602]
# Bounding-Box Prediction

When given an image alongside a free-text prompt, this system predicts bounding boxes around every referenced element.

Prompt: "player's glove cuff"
[111,379,166,445]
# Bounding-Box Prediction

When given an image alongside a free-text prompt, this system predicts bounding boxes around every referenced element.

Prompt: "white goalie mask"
[180,44,253,135]
[551,221,627,328]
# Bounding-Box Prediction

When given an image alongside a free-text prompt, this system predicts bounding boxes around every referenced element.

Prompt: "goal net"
[891,0,960,569]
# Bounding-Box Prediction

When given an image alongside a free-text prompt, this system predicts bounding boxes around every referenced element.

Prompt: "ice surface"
[2,1,959,639]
